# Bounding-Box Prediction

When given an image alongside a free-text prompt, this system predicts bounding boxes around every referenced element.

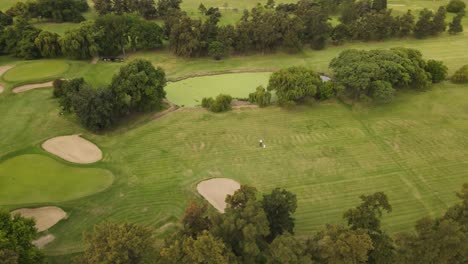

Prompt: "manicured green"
[3,60,69,83]
[166,72,270,106]
[0,154,113,205]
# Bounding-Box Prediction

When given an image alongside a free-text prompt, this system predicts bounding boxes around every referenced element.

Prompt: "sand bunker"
[33,234,55,249]
[42,135,103,164]
[197,178,240,213]
[11,206,66,232]
[0,65,14,76]
[12,81,54,93]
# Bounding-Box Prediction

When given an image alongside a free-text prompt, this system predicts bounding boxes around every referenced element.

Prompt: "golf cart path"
[12,81,54,93]
[0,65,15,94]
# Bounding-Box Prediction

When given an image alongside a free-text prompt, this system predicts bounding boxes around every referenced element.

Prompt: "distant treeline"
[0,0,465,60]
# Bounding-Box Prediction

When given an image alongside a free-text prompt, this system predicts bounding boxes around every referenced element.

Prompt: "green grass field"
[0,0,467,260]
[0,154,113,205]
[2,60,70,83]
[166,72,271,106]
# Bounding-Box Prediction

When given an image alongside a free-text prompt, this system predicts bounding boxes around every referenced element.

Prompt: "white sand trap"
[11,206,66,232]
[12,81,53,93]
[197,178,240,213]
[0,65,14,76]
[33,234,55,249]
[42,135,103,164]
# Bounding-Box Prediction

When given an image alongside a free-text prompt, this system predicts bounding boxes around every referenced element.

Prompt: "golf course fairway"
[165,72,271,106]
[0,154,113,205]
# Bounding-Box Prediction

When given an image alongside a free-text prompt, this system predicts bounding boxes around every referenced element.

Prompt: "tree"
[316,81,335,100]
[371,80,395,103]
[211,185,270,262]
[267,66,321,105]
[446,0,466,13]
[61,21,99,59]
[34,31,61,57]
[442,183,468,230]
[398,10,415,37]
[181,202,212,238]
[110,59,167,113]
[344,192,395,264]
[249,86,272,107]
[2,18,41,59]
[372,0,387,11]
[0,11,13,27]
[157,0,182,17]
[75,222,156,264]
[169,15,203,57]
[202,94,232,112]
[208,41,227,60]
[198,3,207,14]
[425,59,448,83]
[267,233,312,264]
[414,8,435,38]
[72,87,118,130]
[448,12,464,34]
[262,188,297,241]
[451,65,468,83]
[159,231,234,264]
[307,224,373,264]
[57,78,87,112]
[0,210,45,264]
[295,1,331,50]
[432,6,447,34]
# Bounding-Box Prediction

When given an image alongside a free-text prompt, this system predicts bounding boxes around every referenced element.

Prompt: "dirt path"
[197,178,240,213]
[42,135,103,164]
[33,234,55,249]
[152,99,179,120]
[11,207,66,232]
[0,85,3,94]
[0,65,14,76]
[12,81,54,93]
[91,57,99,64]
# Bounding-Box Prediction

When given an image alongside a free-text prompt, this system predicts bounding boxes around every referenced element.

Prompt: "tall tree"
[448,12,464,34]
[0,211,45,264]
[268,233,312,264]
[398,10,415,37]
[414,8,435,38]
[372,0,387,11]
[61,21,100,59]
[34,31,61,57]
[432,6,447,34]
[181,202,212,238]
[75,222,156,264]
[262,188,297,241]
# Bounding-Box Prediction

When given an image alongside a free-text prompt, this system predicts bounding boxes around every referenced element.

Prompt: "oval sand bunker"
[197,178,240,213]
[42,135,102,164]
[11,206,66,232]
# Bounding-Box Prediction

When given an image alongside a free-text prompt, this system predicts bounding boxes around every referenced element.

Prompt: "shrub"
[52,79,66,98]
[371,81,395,103]
[202,94,232,112]
[446,0,466,13]
[249,86,271,107]
[425,60,448,83]
[451,65,468,83]
[316,81,335,100]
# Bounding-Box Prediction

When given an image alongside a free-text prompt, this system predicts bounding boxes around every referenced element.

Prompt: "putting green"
[3,61,69,83]
[166,72,271,106]
[0,154,113,205]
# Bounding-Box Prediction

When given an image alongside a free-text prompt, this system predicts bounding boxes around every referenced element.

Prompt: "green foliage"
[58,78,87,112]
[2,18,41,59]
[0,11,13,27]
[93,0,157,18]
[7,0,87,22]
[76,222,156,264]
[451,65,468,83]
[61,21,99,59]
[398,10,415,37]
[159,231,233,264]
[34,31,61,58]
[208,41,227,60]
[448,12,464,34]
[110,59,167,113]
[316,81,335,100]
[202,94,232,112]
[330,48,432,102]
[425,59,448,83]
[157,0,182,17]
[307,224,373,264]
[414,8,435,38]
[248,86,271,107]
[433,6,447,33]
[447,0,466,13]
[262,188,297,241]
[268,233,312,264]
[72,87,117,131]
[181,202,212,238]
[52,78,66,98]
[267,66,321,105]
[0,211,45,264]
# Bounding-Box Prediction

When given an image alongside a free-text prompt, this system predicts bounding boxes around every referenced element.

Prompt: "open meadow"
[0,0,467,261]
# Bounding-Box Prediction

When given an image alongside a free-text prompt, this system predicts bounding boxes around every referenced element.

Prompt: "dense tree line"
[0,14,163,59]
[71,183,468,263]
[7,0,88,22]
[330,48,447,102]
[53,59,166,130]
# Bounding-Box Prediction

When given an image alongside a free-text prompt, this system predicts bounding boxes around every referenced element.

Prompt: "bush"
[72,87,117,131]
[451,65,468,83]
[316,81,335,100]
[202,94,232,112]
[371,80,395,103]
[446,0,466,13]
[249,86,271,107]
[52,79,66,98]
[425,60,448,83]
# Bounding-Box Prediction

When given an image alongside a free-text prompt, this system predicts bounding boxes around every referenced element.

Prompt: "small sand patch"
[0,85,4,94]
[12,81,54,93]
[197,178,240,213]
[0,65,14,76]
[42,135,102,164]
[33,234,55,249]
[11,206,66,232]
